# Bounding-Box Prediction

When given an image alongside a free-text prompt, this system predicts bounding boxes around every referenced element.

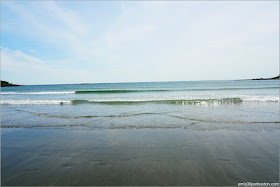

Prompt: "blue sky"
[1,1,279,85]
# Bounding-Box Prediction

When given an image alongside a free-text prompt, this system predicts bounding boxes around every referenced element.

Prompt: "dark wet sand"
[1,128,279,186]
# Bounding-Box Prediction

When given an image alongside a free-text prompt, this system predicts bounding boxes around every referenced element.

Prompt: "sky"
[1,1,279,85]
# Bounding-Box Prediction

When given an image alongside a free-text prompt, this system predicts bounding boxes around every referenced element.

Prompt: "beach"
[1,80,279,185]
[2,128,279,186]
[2,0,279,185]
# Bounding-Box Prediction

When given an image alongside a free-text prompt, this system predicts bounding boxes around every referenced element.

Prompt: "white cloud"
[1,47,93,84]
[1,47,44,72]
[44,1,89,36]
[105,24,158,48]
[1,1,279,83]
[4,1,93,60]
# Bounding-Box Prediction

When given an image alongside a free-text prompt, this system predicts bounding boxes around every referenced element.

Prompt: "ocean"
[1,80,279,130]
[1,80,279,185]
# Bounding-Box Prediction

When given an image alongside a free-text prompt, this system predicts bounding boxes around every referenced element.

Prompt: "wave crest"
[71,98,243,105]
[1,97,279,105]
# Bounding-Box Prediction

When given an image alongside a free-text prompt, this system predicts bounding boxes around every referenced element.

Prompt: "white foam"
[241,96,279,102]
[0,100,72,105]
[1,91,75,95]
[1,96,278,105]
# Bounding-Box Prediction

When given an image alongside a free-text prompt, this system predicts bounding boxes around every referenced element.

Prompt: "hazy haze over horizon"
[1,1,279,85]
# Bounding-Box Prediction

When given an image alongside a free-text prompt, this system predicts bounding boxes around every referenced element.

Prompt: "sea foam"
[1,91,75,95]
[0,100,72,105]
[1,96,278,105]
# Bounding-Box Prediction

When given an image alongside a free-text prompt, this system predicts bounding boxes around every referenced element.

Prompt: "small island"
[252,75,279,80]
[1,81,21,87]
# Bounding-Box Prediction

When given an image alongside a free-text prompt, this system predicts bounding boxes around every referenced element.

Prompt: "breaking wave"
[70,98,243,105]
[0,100,72,105]
[74,87,279,94]
[1,91,75,95]
[1,97,279,105]
[1,86,278,95]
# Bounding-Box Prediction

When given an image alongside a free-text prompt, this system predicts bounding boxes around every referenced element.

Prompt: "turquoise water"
[1,80,279,131]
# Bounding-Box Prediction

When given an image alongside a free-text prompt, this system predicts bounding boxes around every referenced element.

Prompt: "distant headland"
[251,75,279,80]
[1,81,21,87]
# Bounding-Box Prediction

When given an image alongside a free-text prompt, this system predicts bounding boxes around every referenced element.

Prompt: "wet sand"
[1,128,279,186]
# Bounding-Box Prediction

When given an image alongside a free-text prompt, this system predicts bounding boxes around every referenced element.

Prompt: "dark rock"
[1,81,21,87]
[252,75,279,80]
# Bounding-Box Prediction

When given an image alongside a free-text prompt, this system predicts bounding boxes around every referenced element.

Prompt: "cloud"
[1,1,279,83]
[105,24,158,48]
[44,1,89,36]
[1,47,93,84]
[3,1,92,60]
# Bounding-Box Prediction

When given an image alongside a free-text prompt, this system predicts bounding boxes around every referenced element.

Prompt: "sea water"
[1,80,280,185]
[1,80,279,131]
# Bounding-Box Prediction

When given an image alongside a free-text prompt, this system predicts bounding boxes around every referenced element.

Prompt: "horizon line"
[2,76,279,86]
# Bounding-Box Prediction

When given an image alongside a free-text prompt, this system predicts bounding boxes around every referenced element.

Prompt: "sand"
[1,128,279,186]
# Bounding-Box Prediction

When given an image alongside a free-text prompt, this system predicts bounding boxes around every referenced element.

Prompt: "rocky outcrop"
[252,75,279,80]
[1,81,21,87]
